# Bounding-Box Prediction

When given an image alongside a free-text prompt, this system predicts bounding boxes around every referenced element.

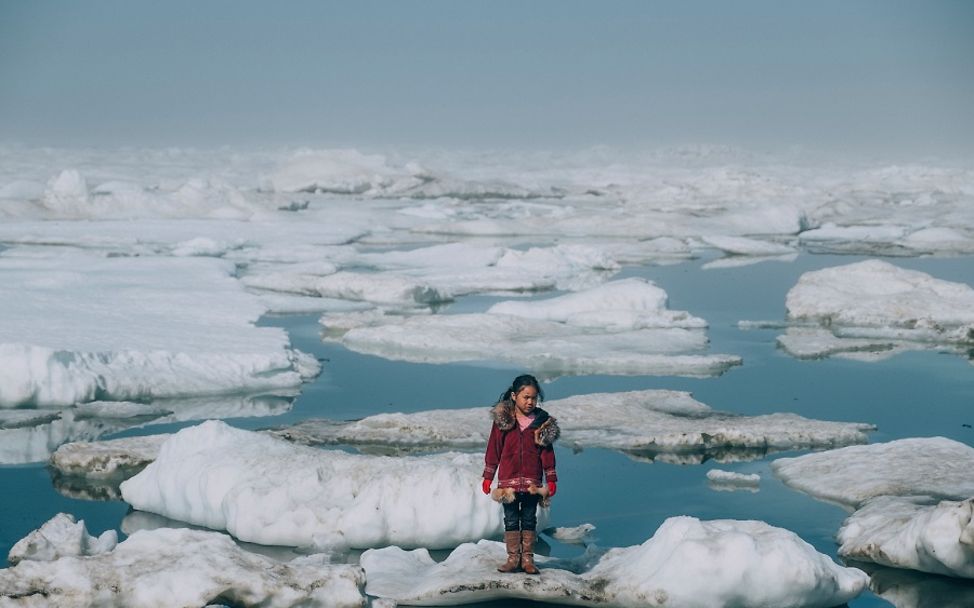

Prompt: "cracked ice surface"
[271,389,873,459]
[321,280,741,378]
[120,420,505,549]
[0,255,318,408]
[0,518,366,608]
[361,516,867,607]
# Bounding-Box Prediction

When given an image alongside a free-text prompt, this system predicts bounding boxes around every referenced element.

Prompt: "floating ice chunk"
[271,389,873,459]
[52,434,169,480]
[543,523,596,543]
[837,496,974,579]
[786,260,974,342]
[488,277,706,329]
[304,271,451,306]
[771,437,974,509]
[700,235,797,256]
[706,469,761,492]
[120,421,505,549]
[7,513,117,565]
[775,326,909,360]
[702,253,798,270]
[903,227,974,254]
[324,284,739,377]
[0,256,318,407]
[362,517,867,607]
[0,527,366,607]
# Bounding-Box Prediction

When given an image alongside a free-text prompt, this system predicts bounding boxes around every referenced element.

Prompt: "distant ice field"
[1,145,973,607]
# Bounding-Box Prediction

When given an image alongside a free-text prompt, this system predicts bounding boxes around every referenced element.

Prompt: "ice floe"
[51,434,169,480]
[771,437,974,509]
[772,437,974,578]
[758,260,974,361]
[7,513,116,566]
[271,389,874,460]
[120,421,507,549]
[0,255,318,408]
[0,392,295,465]
[837,496,974,579]
[0,519,366,607]
[707,469,761,493]
[542,523,596,544]
[321,280,742,378]
[361,516,867,607]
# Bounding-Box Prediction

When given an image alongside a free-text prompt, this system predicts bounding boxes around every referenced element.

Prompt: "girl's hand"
[547,481,557,497]
[482,479,492,495]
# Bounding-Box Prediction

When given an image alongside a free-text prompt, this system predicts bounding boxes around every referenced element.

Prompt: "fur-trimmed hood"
[490,400,560,447]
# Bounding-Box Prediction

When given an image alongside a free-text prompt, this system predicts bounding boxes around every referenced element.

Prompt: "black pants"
[502,492,540,531]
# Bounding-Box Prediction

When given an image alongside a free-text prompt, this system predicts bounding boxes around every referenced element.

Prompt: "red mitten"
[482,479,492,495]
[547,481,557,497]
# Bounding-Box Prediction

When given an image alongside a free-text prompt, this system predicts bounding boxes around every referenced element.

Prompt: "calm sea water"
[2,252,973,607]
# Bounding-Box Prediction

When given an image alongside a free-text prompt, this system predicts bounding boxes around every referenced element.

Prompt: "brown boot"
[497,531,522,573]
[520,530,539,575]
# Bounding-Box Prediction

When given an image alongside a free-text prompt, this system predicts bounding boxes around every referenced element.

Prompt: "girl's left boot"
[520,530,539,575]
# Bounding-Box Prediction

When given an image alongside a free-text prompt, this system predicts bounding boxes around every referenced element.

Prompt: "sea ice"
[0,255,318,407]
[785,259,974,342]
[7,513,116,566]
[120,421,507,549]
[771,437,974,509]
[270,389,874,459]
[0,523,366,607]
[0,393,295,465]
[773,438,974,578]
[707,469,761,493]
[51,434,169,480]
[542,523,596,544]
[321,280,742,378]
[837,496,974,579]
[361,516,867,607]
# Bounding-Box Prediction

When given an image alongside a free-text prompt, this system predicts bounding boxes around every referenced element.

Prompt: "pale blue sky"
[1,1,972,154]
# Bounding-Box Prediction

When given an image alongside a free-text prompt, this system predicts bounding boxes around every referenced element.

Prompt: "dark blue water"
[2,252,973,607]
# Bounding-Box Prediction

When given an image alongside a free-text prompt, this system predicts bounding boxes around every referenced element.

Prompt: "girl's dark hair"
[499,374,544,403]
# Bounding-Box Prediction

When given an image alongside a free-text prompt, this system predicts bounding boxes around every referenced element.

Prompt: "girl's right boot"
[497,531,522,572]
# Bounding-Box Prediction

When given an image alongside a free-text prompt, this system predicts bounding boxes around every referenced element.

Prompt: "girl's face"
[512,386,539,416]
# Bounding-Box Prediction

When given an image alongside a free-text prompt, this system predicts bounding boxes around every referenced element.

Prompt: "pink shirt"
[516,411,536,431]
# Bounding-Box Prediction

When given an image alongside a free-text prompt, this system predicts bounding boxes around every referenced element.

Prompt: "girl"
[481,374,560,574]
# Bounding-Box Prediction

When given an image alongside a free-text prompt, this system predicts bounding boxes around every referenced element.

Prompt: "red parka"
[483,400,560,492]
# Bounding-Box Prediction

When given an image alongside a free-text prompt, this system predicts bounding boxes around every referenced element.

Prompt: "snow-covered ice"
[837,496,974,579]
[785,260,974,343]
[7,513,116,566]
[120,420,508,549]
[321,280,742,378]
[361,516,867,607]
[773,438,974,578]
[271,389,874,459]
[0,521,366,607]
[0,255,318,407]
[771,437,974,509]
[706,469,761,493]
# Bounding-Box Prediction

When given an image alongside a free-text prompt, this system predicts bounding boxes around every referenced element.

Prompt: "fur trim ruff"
[491,484,551,508]
[490,401,560,447]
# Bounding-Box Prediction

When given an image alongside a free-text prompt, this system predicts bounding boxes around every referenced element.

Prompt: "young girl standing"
[481,374,560,574]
